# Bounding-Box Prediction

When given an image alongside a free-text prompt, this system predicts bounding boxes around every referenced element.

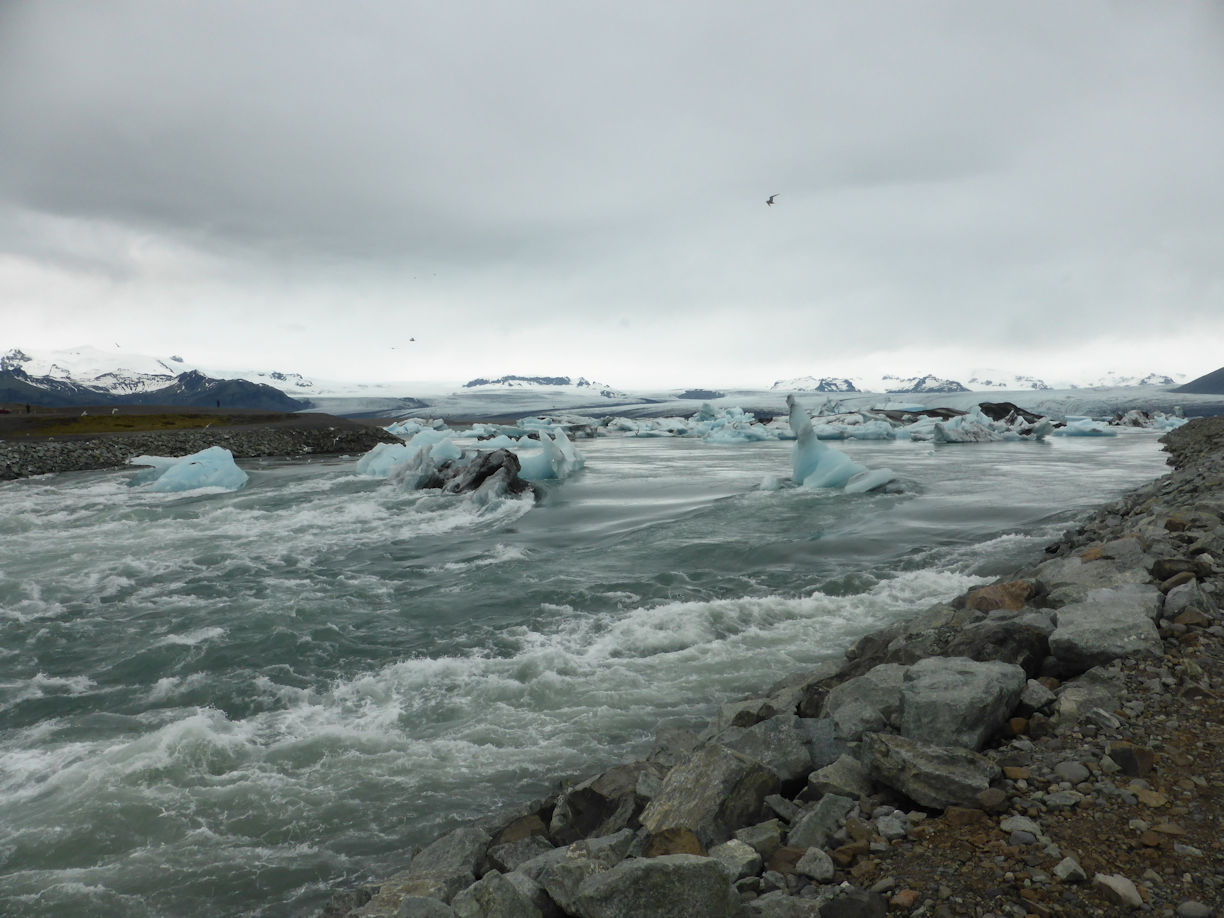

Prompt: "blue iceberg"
[127,446,249,493]
[787,395,894,492]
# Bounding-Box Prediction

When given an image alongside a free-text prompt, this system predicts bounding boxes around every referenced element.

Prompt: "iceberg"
[359,428,467,479]
[600,404,783,442]
[1109,409,1188,431]
[127,446,248,493]
[932,406,1054,443]
[787,395,894,491]
[515,427,585,480]
[385,418,448,439]
[1054,416,1117,437]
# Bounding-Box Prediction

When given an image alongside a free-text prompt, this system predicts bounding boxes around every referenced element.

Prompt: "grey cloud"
[1,1,1222,383]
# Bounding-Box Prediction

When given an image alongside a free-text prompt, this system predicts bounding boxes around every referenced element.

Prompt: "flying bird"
[766,194,780,207]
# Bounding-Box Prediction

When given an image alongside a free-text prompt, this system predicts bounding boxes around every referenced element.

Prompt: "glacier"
[127,446,249,493]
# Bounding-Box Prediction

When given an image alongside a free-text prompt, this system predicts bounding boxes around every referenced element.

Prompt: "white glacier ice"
[787,395,894,491]
[515,427,586,480]
[362,421,586,488]
[930,407,1054,443]
[1053,416,1117,437]
[127,446,249,493]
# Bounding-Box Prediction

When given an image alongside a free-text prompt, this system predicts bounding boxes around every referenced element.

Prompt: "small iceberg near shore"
[787,395,895,492]
[127,446,249,493]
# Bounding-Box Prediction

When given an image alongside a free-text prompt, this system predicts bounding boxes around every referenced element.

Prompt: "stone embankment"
[0,422,399,479]
[320,418,1224,918]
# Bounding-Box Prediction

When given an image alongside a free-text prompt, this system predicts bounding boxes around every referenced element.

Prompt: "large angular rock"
[516,830,635,885]
[571,854,738,918]
[963,580,1036,612]
[395,898,456,918]
[355,827,491,915]
[1035,555,1148,604]
[734,819,783,858]
[741,891,824,916]
[861,732,1000,810]
[900,657,1026,750]
[942,620,1050,676]
[1049,586,1162,671]
[839,603,979,678]
[489,836,556,873]
[640,744,778,847]
[708,838,762,881]
[1164,579,1214,619]
[807,754,873,800]
[822,664,909,741]
[1052,664,1125,725]
[649,729,703,768]
[787,794,855,849]
[451,870,542,918]
[550,763,650,844]
[715,714,814,784]
[796,717,845,770]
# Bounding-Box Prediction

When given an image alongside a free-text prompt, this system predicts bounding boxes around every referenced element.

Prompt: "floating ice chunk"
[844,468,897,494]
[787,395,894,491]
[385,418,448,439]
[1109,409,1188,430]
[357,429,465,479]
[933,409,1005,443]
[811,414,898,441]
[1054,416,1117,437]
[355,442,411,476]
[515,428,586,480]
[127,446,248,493]
[932,407,1054,443]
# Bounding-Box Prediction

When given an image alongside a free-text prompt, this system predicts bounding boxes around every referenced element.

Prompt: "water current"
[0,431,1170,916]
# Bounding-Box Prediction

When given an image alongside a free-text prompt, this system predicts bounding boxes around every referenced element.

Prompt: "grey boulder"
[900,656,1026,750]
[822,663,908,741]
[640,744,778,847]
[1049,586,1162,671]
[451,870,541,918]
[715,714,814,784]
[571,854,738,918]
[861,732,1000,810]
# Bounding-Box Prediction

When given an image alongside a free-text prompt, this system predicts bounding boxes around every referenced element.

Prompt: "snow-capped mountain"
[770,377,859,393]
[884,374,970,394]
[0,346,304,410]
[2,345,188,394]
[966,369,1052,391]
[1070,372,1184,389]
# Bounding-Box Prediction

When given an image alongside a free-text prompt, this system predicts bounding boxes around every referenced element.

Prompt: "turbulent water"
[0,431,1169,917]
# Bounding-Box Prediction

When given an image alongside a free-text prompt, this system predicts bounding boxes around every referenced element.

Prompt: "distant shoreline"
[0,409,399,479]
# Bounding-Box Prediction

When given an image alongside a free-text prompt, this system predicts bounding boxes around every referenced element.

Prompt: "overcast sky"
[2,1,1222,388]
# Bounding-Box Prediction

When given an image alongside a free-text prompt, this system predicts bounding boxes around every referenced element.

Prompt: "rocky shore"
[0,417,399,479]
[319,418,1224,918]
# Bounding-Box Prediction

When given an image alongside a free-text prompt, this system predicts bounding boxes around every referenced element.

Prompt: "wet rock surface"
[320,418,1224,918]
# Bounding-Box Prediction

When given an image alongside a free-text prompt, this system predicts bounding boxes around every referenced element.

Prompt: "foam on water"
[0,432,1172,917]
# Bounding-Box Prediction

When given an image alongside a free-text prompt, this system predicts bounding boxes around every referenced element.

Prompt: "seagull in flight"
[765,193,780,207]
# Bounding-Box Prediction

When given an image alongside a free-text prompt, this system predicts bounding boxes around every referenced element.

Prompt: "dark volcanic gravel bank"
[320,419,1224,918]
[0,415,399,479]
